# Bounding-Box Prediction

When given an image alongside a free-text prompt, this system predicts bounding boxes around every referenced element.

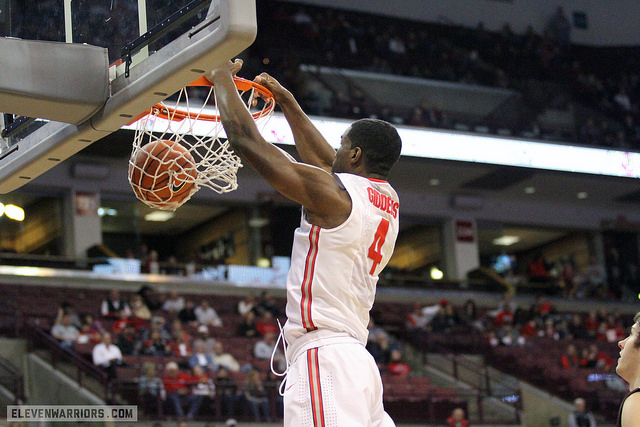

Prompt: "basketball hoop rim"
[138,76,276,123]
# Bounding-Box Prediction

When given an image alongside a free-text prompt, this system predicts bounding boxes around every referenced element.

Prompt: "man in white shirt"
[92,332,123,379]
[194,300,223,327]
[212,341,240,372]
[162,290,185,313]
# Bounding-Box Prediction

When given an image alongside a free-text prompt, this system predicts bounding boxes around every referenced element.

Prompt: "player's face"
[332,126,353,173]
[617,322,640,383]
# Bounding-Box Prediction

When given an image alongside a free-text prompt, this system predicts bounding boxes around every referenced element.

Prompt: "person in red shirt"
[445,407,470,427]
[387,349,411,377]
[162,361,203,419]
[255,311,279,336]
[520,319,539,337]
[561,343,581,370]
[169,330,193,358]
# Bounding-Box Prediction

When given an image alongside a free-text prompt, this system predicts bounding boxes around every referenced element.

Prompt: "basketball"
[128,139,197,209]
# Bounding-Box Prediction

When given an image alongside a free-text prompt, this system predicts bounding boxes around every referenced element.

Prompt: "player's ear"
[351,146,362,163]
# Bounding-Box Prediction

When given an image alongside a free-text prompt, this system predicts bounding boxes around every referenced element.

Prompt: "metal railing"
[0,355,25,404]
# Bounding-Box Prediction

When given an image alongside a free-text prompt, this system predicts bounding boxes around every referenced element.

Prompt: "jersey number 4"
[368,218,390,275]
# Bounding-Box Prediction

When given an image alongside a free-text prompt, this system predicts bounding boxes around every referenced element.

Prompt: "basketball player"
[209,59,402,427]
[616,312,640,427]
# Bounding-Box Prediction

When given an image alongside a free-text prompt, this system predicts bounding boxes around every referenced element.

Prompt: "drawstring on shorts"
[271,318,290,396]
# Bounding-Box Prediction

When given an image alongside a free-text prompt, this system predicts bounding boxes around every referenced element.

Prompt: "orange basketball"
[129,139,197,209]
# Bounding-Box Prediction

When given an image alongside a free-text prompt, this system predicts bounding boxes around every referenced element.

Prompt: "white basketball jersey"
[283,173,400,347]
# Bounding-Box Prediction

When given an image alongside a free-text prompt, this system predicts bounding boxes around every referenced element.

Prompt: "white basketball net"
[129,78,275,211]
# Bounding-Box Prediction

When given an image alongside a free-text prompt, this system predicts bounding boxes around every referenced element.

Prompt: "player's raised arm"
[209,60,351,229]
[254,73,336,172]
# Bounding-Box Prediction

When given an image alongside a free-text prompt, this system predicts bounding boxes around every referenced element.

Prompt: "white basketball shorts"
[283,340,396,427]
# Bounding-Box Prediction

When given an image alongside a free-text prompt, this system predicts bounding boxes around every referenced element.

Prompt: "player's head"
[333,118,402,178]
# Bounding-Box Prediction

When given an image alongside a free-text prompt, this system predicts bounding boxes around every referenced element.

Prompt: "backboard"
[0,0,257,193]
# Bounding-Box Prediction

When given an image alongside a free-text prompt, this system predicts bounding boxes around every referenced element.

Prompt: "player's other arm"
[209,61,350,229]
[255,73,336,172]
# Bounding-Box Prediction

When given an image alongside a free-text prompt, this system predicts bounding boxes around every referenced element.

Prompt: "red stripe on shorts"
[307,347,325,427]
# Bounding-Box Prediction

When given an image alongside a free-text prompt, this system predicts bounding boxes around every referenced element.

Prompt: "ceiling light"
[249,217,269,228]
[430,266,444,280]
[492,235,520,246]
[144,211,175,222]
[429,178,440,186]
[577,191,588,199]
[98,207,118,217]
[0,203,4,217]
[524,186,535,194]
[4,204,25,221]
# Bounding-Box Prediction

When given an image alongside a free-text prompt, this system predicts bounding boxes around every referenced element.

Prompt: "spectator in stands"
[583,310,600,339]
[92,332,124,380]
[190,365,215,415]
[242,369,271,422]
[253,332,285,371]
[101,289,131,318]
[178,300,199,327]
[163,290,185,314]
[598,313,626,343]
[568,397,597,427]
[163,361,203,420]
[82,313,105,337]
[112,308,143,335]
[188,341,217,372]
[561,343,581,370]
[367,317,388,344]
[406,302,429,332]
[520,318,539,338]
[430,302,458,333]
[194,300,223,328]
[255,311,279,336]
[540,317,560,340]
[387,348,411,377]
[170,330,194,359]
[237,310,259,338]
[459,299,484,332]
[56,301,82,329]
[50,314,79,348]
[496,323,525,347]
[254,291,280,318]
[527,252,553,285]
[77,314,102,344]
[142,330,172,356]
[581,343,613,371]
[116,324,142,355]
[167,318,188,344]
[212,341,241,373]
[192,325,216,354]
[445,407,469,427]
[130,294,152,320]
[529,294,556,320]
[137,285,164,311]
[138,362,166,416]
[214,367,239,418]
[367,331,394,369]
[237,294,256,317]
[568,313,590,340]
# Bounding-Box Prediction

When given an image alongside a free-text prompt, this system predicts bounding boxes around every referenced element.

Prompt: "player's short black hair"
[346,118,402,178]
